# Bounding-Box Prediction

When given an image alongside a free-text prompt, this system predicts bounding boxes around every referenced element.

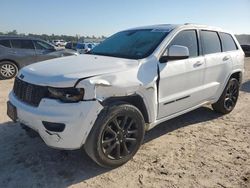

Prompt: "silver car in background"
[0,36,78,79]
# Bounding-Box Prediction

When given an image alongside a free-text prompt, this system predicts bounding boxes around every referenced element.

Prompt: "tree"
[7,30,18,35]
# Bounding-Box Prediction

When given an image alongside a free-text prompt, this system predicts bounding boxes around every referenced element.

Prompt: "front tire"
[84,103,145,168]
[212,78,239,114]
[0,61,18,79]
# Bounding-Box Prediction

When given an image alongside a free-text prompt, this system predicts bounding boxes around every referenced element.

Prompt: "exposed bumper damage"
[9,91,103,149]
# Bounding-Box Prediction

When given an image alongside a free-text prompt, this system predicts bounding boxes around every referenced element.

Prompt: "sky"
[0,0,250,37]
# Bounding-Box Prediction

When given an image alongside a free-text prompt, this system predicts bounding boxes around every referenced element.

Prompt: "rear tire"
[84,103,145,168]
[0,61,18,80]
[212,78,239,114]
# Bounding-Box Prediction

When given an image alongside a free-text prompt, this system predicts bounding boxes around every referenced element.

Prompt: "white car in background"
[52,40,67,47]
[7,24,244,168]
[76,42,97,54]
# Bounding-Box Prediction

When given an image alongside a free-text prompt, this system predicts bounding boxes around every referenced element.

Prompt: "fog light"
[42,121,65,132]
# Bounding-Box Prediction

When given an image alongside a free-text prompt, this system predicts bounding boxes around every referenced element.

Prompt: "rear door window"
[11,39,34,49]
[0,39,11,48]
[200,31,221,55]
[170,30,198,57]
[219,33,238,52]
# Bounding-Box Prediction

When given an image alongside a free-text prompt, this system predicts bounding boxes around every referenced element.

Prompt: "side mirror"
[160,45,189,63]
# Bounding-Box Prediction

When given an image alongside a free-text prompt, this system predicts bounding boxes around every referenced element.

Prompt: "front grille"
[13,78,48,107]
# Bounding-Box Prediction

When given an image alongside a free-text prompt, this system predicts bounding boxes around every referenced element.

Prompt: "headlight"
[48,87,84,103]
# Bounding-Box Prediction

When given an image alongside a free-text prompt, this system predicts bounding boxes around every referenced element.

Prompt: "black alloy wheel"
[101,115,139,160]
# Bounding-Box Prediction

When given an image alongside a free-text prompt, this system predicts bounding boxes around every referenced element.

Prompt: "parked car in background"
[241,45,250,57]
[7,24,244,167]
[52,40,67,47]
[65,41,78,51]
[0,36,78,79]
[76,42,96,54]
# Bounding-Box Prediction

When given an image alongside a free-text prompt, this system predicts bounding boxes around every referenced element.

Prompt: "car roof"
[125,23,224,32]
[0,35,45,41]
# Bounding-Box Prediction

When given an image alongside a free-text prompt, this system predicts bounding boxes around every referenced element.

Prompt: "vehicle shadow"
[0,106,222,187]
[241,80,250,93]
[144,106,222,144]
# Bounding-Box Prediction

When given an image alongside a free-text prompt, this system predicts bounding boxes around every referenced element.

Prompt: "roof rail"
[184,23,207,26]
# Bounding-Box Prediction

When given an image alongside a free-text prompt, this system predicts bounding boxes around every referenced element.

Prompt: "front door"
[157,30,205,119]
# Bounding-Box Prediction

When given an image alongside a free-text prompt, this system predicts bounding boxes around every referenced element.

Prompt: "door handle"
[223,56,230,61]
[193,61,203,67]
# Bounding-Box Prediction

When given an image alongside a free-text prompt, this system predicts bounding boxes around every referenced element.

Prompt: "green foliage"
[0,30,107,42]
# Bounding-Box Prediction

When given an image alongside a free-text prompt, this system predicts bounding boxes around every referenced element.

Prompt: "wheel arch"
[0,59,20,69]
[229,71,243,84]
[101,95,150,124]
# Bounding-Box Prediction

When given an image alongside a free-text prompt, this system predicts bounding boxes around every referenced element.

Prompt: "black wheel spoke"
[105,142,117,155]
[232,96,237,101]
[121,142,129,155]
[125,137,137,143]
[232,88,238,95]
[126,119,135,131]
[113,118,122,131]
[120,116,128,129]
[106,126,117,136]
[127,129,138,134]
[115,143,121,159]
[102,137,116,147]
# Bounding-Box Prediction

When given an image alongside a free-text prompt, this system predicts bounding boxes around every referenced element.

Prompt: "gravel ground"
[0,58,249,188]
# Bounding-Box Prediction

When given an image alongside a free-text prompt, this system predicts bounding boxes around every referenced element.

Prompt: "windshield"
[90,29,169,59]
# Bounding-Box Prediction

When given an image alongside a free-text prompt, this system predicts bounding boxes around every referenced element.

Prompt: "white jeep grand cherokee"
[7,24,245,167]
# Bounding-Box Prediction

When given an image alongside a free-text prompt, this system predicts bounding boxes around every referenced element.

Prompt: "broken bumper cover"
[9,91,103,150]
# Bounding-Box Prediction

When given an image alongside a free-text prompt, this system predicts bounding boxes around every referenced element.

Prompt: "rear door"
[201,30,233,100]
[10,39,36,67]
[219,32,242,68]
[157,30,205,119]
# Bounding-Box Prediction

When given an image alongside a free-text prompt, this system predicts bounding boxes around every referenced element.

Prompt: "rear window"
[0,39,11,48]
[11,39,34,49]
[219,33,238,52]
[201,31,221,55]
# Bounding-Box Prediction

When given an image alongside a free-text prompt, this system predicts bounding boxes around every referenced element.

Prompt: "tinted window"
[34,40,54,50]
[201,31,221,55]
[0,40,11,48]
[170,30,198,57]
[11,39,34,49]
[219,33,237,52]
[90,29,169,59]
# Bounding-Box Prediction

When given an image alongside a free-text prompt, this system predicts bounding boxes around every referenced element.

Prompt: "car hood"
[18,54,138,87]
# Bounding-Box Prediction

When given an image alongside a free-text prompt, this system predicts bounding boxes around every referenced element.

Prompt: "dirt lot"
[0,59,249,188]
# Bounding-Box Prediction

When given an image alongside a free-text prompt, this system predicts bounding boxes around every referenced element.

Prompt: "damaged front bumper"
[9,91,103,150]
